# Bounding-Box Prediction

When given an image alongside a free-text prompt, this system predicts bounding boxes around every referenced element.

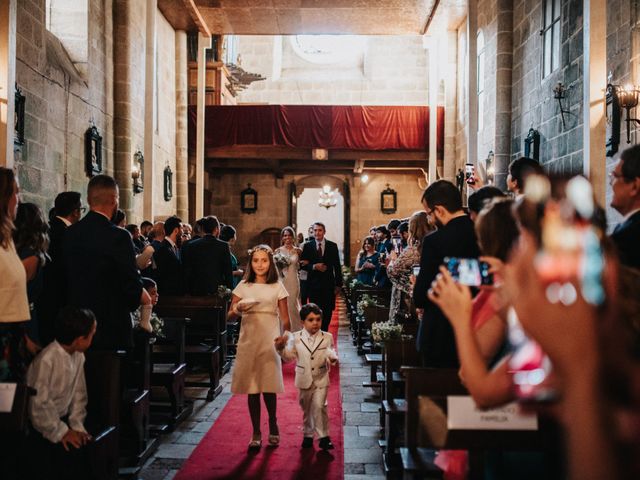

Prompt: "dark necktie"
[317,242,323,258]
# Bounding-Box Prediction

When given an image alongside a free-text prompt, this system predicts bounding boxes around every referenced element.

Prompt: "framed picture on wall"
[14,85,25,146]
[241,183,258,213]
[164,165,173,201]
[84,125,102,177]
[380,184,397,214]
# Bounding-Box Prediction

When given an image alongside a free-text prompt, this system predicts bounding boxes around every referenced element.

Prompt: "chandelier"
[318,185,338,209]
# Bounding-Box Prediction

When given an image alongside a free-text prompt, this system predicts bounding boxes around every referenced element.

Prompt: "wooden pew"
[155,296,227,401]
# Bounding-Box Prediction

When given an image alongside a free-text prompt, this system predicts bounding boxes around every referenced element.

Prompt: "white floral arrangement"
[217,285,232,300]
[371,321,403,343]
[356,294,376,316]
[273,251,290,270]
[132,309,164,337]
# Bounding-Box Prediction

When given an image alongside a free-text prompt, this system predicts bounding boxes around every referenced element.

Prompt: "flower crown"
[247,244,273,256]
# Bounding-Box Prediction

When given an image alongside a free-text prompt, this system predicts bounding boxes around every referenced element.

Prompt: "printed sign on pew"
[447,396,538,431]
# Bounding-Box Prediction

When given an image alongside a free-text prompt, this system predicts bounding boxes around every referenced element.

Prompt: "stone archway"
[292,174,348,264]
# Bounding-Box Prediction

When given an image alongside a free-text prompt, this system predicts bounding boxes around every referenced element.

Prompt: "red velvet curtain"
[189,105,444,155]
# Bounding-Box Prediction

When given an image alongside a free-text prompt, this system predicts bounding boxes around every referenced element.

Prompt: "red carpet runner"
[175,301,344,480]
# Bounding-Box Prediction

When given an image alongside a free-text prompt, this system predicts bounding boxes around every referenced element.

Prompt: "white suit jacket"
[279,330,338,389]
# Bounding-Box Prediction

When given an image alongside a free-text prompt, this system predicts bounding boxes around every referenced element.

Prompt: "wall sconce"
[553,82,571,129]
[132,150,144,194]
[485,150,495,185]
[610,84,640,144]
[605,84,621,156]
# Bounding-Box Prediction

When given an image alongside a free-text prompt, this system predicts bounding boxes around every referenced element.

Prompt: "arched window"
[542,0,561,78]
[45,0,89,77]
[477,30,485,132]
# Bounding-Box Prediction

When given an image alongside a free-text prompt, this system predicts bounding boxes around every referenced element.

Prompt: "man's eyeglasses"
[76,206,87,213]
[609,171,628,185]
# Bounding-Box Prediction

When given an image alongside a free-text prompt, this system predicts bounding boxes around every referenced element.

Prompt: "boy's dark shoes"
[301,437,313,448]
[318,437,334,450]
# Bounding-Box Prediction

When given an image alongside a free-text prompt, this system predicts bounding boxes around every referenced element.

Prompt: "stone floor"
[139,300,385,480]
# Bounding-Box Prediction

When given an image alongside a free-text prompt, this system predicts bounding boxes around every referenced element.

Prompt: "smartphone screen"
[444,257,493,286]
[412,264,420,276]
[391,236,402,253]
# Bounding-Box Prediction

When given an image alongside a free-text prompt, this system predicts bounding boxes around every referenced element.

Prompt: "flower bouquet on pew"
[357,294,376,316]
[217,285,232,301]
[371,321,403,344]
[132,308,165,337]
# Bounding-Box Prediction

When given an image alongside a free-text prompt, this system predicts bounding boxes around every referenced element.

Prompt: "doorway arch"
[290,175,350,264]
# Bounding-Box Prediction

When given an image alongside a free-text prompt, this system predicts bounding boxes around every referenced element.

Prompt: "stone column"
[443,30,458,181]
[583,0,607,205]
[195,33,210,219]
[426,38,438,183]
[175,30,188,220]
[0,0,16,166]
[493,0,514,190]
[143,0,156,221]
[467,0,479,170]
[113,0,134,215]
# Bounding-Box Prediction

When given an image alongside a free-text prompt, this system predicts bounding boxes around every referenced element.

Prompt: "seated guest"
[387,218,401,238]
[14,203,49,353]
[609,145,640,270]
[375,225,392,254]
[398,221,409,249]
[506,157,544,197]
[26,307,96,480]
[153,216,185,296]
[183,215,233,295]
[0,167,30,382]
[149,221,165,249]
[133,277,159,333]
[37,192,83,347]
[468,185,505,222]
[354,236,379,286]
[125,224,145,253]
[413,180,480,367]
[112,208,126,228]
[219,224,243,288]
[65,175,148,351]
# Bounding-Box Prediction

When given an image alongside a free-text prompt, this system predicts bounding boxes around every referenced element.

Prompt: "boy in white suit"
[275,303,338,449]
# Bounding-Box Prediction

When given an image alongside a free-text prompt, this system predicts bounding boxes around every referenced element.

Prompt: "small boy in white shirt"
[275,303,338,449]
[26,307,96,478]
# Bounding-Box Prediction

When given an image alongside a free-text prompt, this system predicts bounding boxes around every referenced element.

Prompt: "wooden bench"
[155,296,228,401]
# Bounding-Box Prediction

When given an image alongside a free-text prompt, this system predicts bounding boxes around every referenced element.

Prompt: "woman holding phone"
[387,211,433,321]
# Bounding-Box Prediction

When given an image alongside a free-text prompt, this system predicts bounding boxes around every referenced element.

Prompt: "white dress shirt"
[27,341,88,443]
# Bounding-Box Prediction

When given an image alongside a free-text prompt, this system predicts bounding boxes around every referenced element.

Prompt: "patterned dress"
[386,244,421,322]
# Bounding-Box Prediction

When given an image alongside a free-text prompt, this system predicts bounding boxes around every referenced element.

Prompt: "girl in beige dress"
[228,245,291,450]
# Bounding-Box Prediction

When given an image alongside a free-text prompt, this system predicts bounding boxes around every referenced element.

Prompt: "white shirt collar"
[56,216,72,227]
[623,208,640,222]
[302,329,320,343]
[166,237,176,248]
[316,238,325,247]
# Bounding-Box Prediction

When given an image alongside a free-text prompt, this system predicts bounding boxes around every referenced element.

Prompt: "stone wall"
[14,0,180,223]
[208,171,424,267]
[234,35,429,106]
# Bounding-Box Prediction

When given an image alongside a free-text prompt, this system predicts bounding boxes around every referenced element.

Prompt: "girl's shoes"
[268,434,280,446]
[248,433,261,450]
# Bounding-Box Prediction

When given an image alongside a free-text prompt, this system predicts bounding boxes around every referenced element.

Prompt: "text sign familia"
[447,396,538,430]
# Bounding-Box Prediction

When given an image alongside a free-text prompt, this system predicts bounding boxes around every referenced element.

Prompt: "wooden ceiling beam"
[206,145,427,161]
[181,0,211,36]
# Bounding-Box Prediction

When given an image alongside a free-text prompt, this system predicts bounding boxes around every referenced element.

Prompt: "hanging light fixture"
[318,185,338,209]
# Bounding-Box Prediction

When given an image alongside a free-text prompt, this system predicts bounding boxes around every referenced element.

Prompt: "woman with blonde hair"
[275,226,302,331]
[387,211,434,321]
[0,167,31,382]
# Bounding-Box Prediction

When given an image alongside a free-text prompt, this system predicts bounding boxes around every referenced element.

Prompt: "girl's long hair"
[243,244,279,284]
[13,202,50,266]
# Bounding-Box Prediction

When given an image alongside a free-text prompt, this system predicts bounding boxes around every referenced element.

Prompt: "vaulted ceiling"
[159,0,467,36]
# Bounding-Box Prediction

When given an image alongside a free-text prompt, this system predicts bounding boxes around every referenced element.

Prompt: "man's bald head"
[87,175,119,209]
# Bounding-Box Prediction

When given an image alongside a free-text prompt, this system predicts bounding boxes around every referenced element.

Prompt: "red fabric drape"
[189,105,444,155]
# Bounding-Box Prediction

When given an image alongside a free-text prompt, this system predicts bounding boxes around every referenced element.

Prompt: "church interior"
[1,0,639,479]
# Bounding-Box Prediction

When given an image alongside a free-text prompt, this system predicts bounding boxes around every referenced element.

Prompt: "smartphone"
[391,236,402,254]
[412,264,420,276]
[444,257,493,286]
[465,163,475,184]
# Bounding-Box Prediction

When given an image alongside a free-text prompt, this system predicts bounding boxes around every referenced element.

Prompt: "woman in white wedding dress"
[275,227,302,332]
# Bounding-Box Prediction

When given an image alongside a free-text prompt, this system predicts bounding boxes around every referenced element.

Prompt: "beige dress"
[231,280,289,394]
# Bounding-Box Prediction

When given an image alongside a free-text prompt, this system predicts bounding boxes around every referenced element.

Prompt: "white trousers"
[299,384,329,438]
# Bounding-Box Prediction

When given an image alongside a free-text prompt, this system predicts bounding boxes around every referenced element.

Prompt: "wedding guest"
[140,220,153,241]
[275,226,302,331]
[153,216,184,296]
[375,225,392,254]
[468,185,505,222]
[0,167,30,382]
[609,145,640,270]
[112,209,126,228]
[507,157,544,197]
[14,202,49,352]
[125,224,145,253]
[37,191,84,346]
[387,211,432,321]
[219,224,243,288]
[387,219,401,238]
[398,221,409,249]
[182,223,193,241]
[354,236,379,286]
[228,245,291,449]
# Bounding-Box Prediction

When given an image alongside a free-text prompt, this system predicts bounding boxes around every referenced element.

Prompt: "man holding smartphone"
[413,180,480,368]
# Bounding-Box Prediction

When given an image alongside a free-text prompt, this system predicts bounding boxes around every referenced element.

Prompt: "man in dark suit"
[153,216,185,296]
[300,222,343,331]
[182,215,233,295]
[64,175,148,351]
[610,145,640,270]
[36,192,84,345]
[413,180,480,368]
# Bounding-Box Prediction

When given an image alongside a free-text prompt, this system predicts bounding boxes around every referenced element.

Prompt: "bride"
[275,226,302,332]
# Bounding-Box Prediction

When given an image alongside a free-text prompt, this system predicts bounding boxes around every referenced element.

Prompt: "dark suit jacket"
[182,235,233,295]
[36,217,69,345]
[153,239,184,296]
[300,239,343,296]
[611,211,640,270]
[412,215,480,367]
[64,211,143,350]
